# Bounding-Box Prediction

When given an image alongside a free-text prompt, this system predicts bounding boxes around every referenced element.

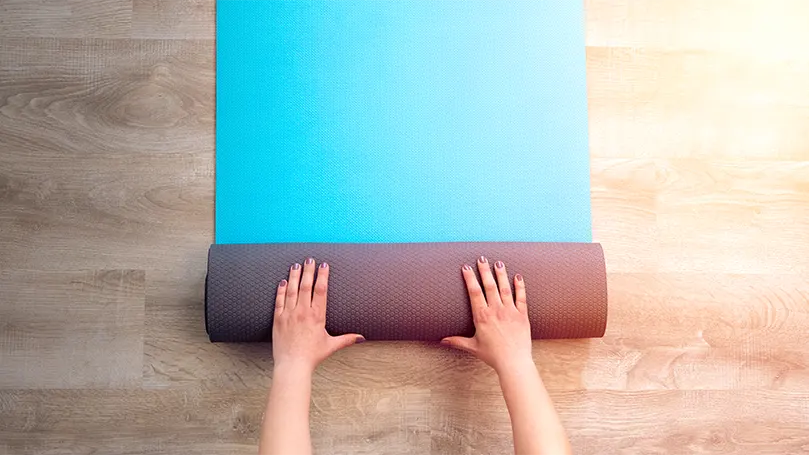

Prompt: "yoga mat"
[205,242,608,342]
[216,0,592,244]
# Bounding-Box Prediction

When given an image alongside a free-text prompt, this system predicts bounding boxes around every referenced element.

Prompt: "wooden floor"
[2,1,808,454]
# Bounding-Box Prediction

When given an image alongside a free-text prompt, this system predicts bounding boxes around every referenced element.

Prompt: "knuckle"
[314,282,328,297]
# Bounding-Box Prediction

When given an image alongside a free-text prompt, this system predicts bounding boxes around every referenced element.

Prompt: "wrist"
[273,360,315,381]
[494,356,537,380]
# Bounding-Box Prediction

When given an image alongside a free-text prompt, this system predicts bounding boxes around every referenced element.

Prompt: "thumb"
[329,333,365,354]
[441,336,476,354]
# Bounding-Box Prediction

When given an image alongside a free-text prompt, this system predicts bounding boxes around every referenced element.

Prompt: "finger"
[477,256,502,306]
[312,262,329,315]
[297,257,316,308]
[285,262,302,309]
[274,279,287,316]
[441,336,477,355]
[514,274,527,313]
[328,333,365,354]
[462,264,487,314]
[494,261,514,307]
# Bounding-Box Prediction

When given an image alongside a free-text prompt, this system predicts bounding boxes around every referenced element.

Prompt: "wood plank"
[3,386,806,455]
[0,37,214,271]
[655,160,809,274]
[311,386,431,455]
[0,270,145,389]
[585,0,809,58]
[132,0,215,40]
[592,159,809,274]
[587,47,809,160]
[591,158,659,273]
[0,387,265,455]
[592,273,809,391]
[0,385,430,455]
[0,37,214,159]
[557,390,809,455]
[432,388,809,455]
[0,0,133,39]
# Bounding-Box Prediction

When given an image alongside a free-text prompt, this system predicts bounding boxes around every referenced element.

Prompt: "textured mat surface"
[216,0,591,244]
[206,242,608,342]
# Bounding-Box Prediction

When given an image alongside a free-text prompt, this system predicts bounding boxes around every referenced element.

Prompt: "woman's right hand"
[441,256,533,375]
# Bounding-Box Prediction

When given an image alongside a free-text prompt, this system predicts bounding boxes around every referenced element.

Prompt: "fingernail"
[280,279,287,286]
[495,261,504,269]
[355,336,366,344]
[462,264,472,271]
[320,262,328,269]
[515,273,523,282]
[479,256,487,264]
[440,339,450,345]
[292,263,300,270]
[305,257,314,265]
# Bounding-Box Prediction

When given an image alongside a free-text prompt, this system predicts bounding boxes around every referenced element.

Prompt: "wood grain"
[133,0,215,40]
[586,0,809,57]
[2,0,809,454]
[3,386,804,455]
[0,0,133,39]
[592,159,809,274]
[0,37,214,271]
[587,48,809,160]
[0,269,145,389]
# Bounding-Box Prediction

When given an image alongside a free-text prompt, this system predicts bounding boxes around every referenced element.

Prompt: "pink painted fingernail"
[305,257,314,265]
[280,279,287,286]
[355,336,366,344]
[515,274,523,282]
[292,263,300,270]
[495,261,504,269]
[320,262,328,268]
[462,264,472,271]
[479,256,487,264]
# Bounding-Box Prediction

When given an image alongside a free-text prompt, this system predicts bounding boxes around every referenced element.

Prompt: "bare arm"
[442,256,571,455]
[498,361,570,455]
[260,363,313,455]
[258,259,364,455]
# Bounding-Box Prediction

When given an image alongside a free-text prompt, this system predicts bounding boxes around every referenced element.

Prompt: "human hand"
[271,258,364,375]
[441,256,533,375]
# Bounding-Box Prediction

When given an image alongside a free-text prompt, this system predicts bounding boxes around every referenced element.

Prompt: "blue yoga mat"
[216,0,591,244]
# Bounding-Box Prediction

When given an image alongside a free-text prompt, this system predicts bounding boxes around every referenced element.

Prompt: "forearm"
[497,360,571,455]
[258,364,314,455]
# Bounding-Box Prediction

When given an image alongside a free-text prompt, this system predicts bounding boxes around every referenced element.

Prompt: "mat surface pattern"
[216,0,591,244]
[206,242,607,341]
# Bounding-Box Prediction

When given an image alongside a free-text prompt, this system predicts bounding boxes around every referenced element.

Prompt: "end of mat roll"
[205,242,607,342]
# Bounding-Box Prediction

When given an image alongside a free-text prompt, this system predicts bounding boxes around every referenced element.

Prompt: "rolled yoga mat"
[205,242,608,342]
